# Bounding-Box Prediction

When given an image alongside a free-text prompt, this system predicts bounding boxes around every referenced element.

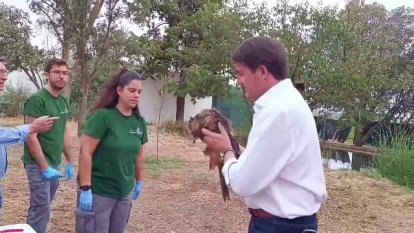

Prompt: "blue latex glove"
[79,190,93,212]
[65,163,74,180]
[132,181,143,200]
[42,167,63,180]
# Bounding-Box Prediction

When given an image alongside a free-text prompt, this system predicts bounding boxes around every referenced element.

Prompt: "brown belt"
[248,208,275,218]
[248,208,317,224]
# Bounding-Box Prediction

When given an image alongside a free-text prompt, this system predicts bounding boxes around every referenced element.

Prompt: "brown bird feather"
[188,108,241,201]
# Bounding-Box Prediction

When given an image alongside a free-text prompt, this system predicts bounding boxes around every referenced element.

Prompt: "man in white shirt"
[201,37,328,233]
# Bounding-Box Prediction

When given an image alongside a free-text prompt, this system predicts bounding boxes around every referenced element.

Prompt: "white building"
[139,79,212,123]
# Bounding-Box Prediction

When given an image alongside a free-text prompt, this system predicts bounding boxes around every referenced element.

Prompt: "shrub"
[0,83,32,117]
[375,133,414,189]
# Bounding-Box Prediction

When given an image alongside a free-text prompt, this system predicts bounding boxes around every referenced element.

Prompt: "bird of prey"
[188,108,241,201]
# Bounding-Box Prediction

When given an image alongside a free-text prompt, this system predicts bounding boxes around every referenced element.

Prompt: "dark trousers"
[248,214,318,233]
[25,163,60,233]
[76,191,133,233]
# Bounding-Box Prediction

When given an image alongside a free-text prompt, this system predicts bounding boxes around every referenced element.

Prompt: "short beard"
[50,83,65,91]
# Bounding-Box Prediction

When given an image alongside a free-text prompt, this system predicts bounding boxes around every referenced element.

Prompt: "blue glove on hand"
[42,167,63,180]
[65,163,74,180]
[132,181,143,200]
[79,190,93,212]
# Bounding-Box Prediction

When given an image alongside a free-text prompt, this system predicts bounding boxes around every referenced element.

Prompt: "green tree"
[267,0,315,85]
[378,6,414,126]
[70,0,131,133]
[128,0,251,122]
[70,28,130,118]
[0,3,48,89]
[30,1,131,131]
[29,0,76,96]
[306,1,413,146]
[249,0,413,146]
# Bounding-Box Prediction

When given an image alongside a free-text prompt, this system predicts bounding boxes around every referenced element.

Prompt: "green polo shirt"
[83,108,148,198]
[23,88,69,166]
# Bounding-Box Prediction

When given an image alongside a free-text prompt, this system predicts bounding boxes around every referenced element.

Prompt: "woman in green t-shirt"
[76,69,148,233]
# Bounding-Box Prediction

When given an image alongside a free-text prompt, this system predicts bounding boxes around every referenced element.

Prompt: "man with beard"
[23,58,74,233]
[0,58,55,220]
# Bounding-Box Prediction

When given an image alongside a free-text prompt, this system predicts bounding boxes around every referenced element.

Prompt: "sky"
[2,0,414,50]
[262,0,414,10]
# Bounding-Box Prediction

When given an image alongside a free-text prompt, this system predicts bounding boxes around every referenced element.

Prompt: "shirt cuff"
[221,158,238,186]
[16,124,31,142]
[17,124,31,135]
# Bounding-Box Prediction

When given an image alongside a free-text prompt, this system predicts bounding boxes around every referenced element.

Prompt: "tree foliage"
[127,0,252,121]
[0,83,32,117]
[247,0,413,146]
[0,3,48,89]
[308,1,414,145]
[1,0,412,146]
[29,0,131,133]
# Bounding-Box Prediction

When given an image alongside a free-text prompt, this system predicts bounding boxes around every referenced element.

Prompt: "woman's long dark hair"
[93,68,144,117]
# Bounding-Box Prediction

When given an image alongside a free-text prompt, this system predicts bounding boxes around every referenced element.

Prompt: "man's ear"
[256,65,269,79]
[44,72,49,80]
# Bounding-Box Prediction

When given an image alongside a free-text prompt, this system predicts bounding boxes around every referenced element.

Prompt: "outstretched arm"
[0,116,54,146]
[0,125,30,146]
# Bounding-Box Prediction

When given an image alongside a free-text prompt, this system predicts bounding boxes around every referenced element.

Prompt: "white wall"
[6,71,40,94]
[139,79,176,123]
[184,96,213,121]
[139,79,212,123]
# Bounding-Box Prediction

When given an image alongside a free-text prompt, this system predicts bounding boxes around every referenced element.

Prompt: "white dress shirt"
[222,79,328,219]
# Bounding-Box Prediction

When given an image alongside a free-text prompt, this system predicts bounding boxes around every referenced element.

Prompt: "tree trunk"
[76,37,90,136]
[77,64,90,135]
[176,96,185,122]
[353,125,365,147]
[61,34,72,99]
[72,0,105,134]
[354,121,383,147]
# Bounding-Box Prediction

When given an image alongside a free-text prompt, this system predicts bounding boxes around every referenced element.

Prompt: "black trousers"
[248,214,317,233]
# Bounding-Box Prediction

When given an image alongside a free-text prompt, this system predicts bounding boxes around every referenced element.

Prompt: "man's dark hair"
[44,58,67,72]
[232,37,289,80]
[0,57,7,65]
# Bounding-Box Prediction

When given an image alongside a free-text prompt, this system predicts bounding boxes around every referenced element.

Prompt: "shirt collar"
[253,79,294,113]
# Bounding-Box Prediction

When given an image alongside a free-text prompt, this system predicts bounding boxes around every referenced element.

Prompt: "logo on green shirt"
[129,127,143,135]
[60,108,69,114]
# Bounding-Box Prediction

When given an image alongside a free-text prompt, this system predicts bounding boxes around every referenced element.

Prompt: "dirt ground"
[1,121,414,232]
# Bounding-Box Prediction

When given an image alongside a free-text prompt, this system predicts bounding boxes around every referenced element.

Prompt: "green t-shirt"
[83,108,148,198]
[23,88,69,166]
